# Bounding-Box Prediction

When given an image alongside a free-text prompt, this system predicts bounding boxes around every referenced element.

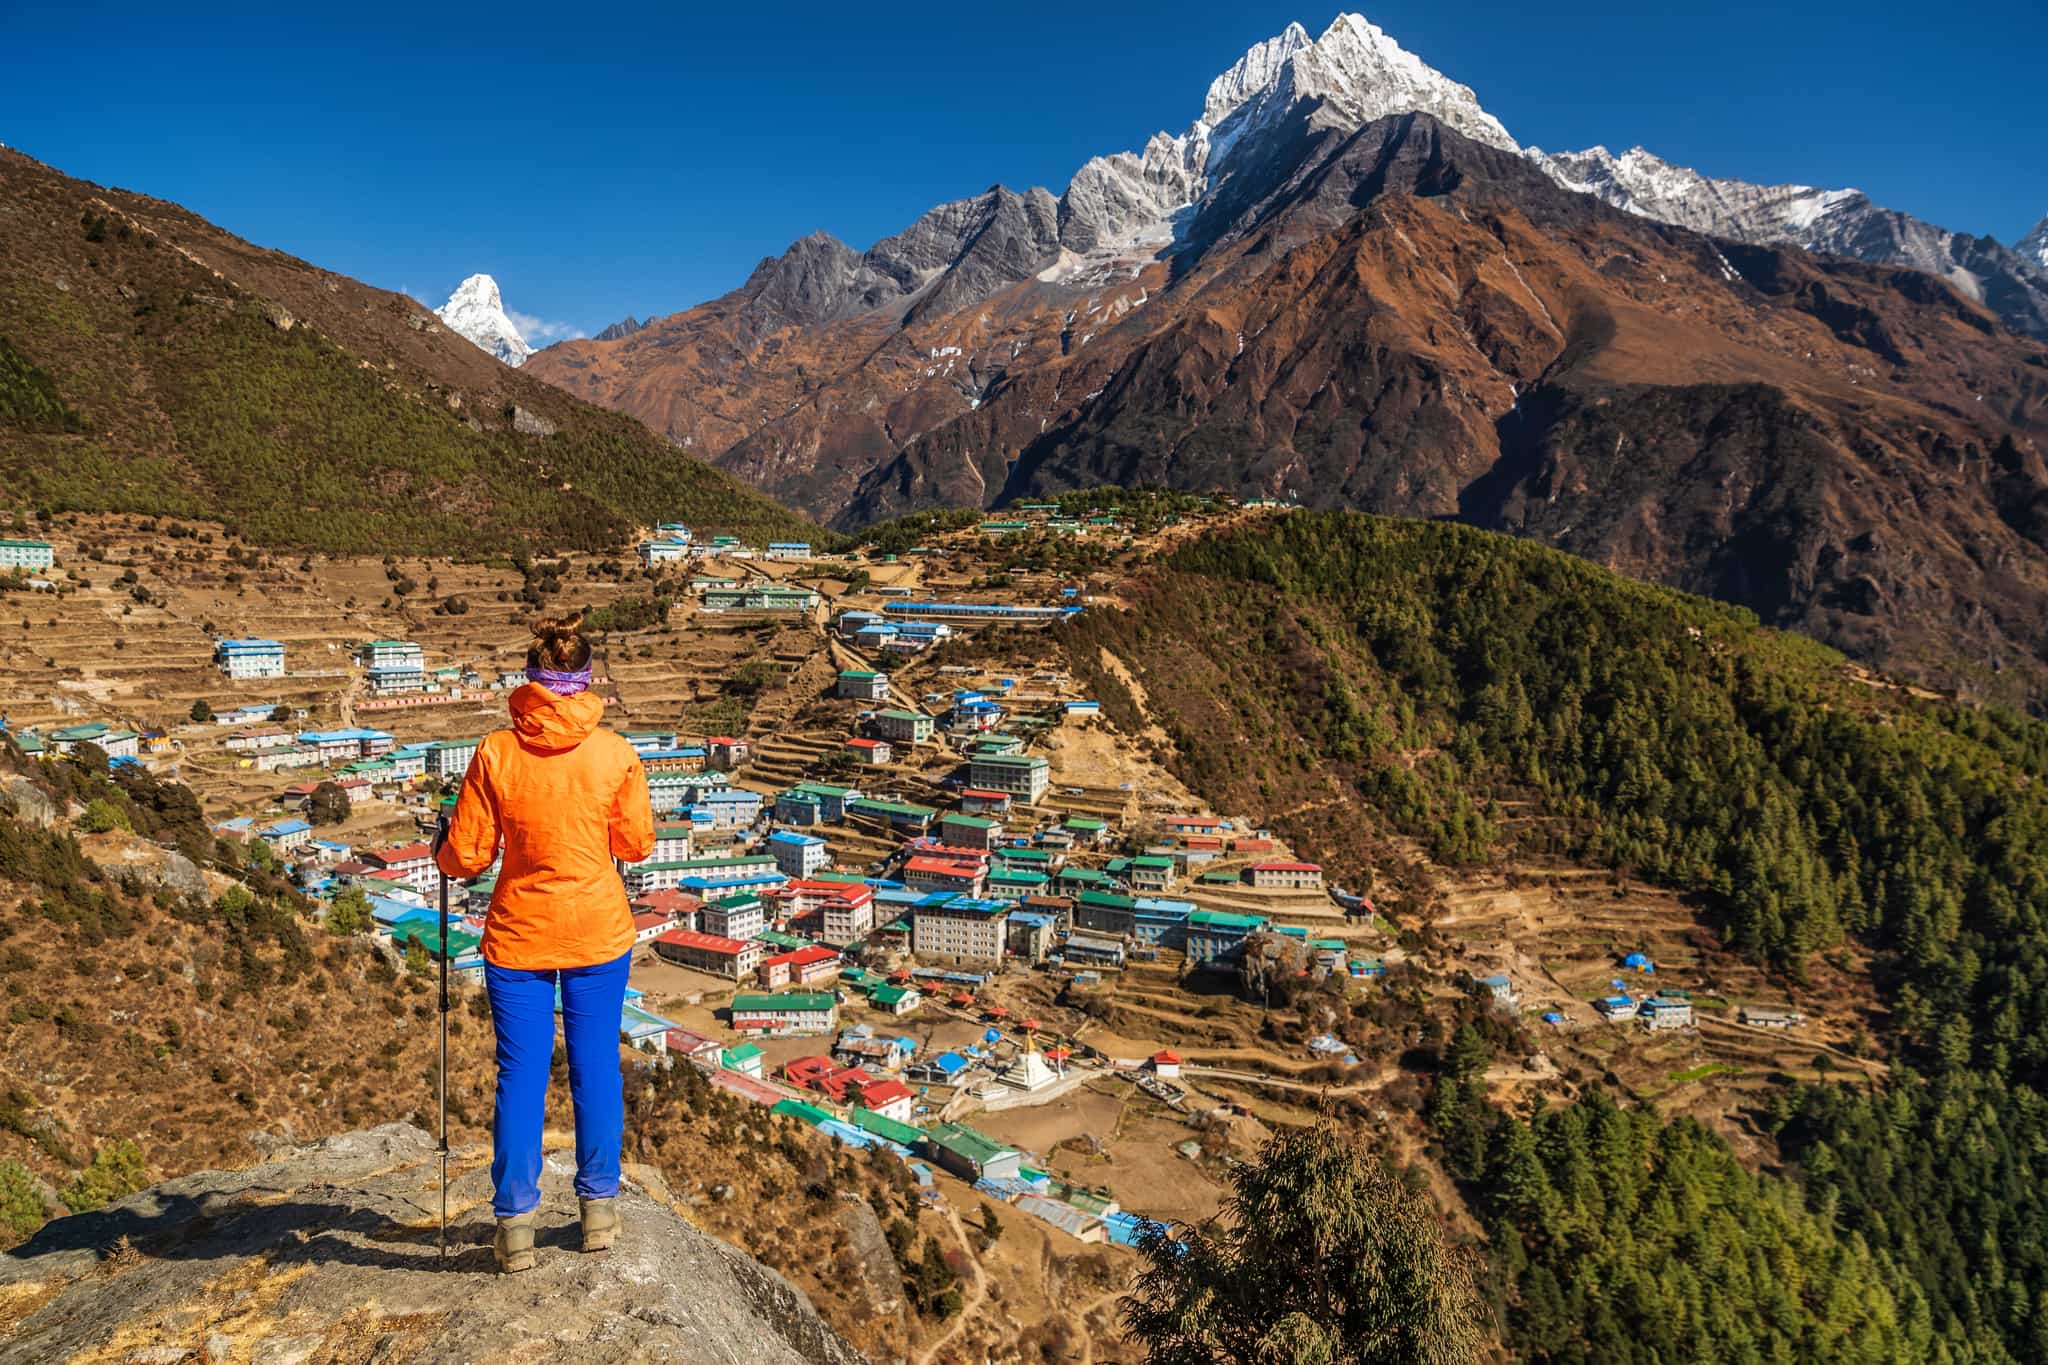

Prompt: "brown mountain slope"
[0,148,814,553]
[527,115,2048,705]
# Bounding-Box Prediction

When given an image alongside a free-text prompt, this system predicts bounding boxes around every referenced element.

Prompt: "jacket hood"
[508,683,606,752]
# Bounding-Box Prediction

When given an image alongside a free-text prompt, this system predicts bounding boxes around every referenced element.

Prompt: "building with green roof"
[729,992,838,1036]
[851,1107,924,1147]
[967,752,1049,804]
[771,1098,837,1127]
[871,709,934,744]
[848,797,936,830]
[1186,909,1268,965]
[720,1043,764,1076]
[922,1122,1023,1180]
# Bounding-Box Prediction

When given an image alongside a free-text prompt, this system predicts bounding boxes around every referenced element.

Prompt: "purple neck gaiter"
[527,666,592,696]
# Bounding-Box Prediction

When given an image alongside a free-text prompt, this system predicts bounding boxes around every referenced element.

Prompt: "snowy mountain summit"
[434,273,531,367]
[1057,14,1514,261]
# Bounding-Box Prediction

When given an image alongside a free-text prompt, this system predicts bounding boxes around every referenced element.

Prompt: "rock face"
[0,774,58,830]
[435,273,533,368]
[0,1124,867,1364]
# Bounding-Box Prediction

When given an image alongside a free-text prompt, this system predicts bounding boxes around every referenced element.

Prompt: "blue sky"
[4,1,2042,339]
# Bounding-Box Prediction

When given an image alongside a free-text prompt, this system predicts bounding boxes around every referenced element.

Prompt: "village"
[0,503,1855,1259]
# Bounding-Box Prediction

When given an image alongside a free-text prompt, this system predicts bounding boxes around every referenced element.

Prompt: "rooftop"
[731,992,838,1014]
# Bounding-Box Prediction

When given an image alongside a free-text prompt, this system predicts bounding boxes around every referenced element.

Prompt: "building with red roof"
[902,856,985,897]
[959,788,1014,816]
[843,737,892,766]
[652,928,762,979]
[851,1076,916,1123]
[1150,1049,1182,1078]
[631,910,679,944]
[360,841,437,896]
[759,943,843,989]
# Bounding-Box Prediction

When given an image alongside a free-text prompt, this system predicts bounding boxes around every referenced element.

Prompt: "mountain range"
[524,13,2048,704]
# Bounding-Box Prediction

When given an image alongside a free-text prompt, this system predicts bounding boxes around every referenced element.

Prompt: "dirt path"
[914,1203,991,1365]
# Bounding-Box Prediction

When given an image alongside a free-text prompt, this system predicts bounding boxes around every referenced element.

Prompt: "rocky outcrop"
[0,1124,867,1364]
[0,774,58,830]
[86,833,209,898]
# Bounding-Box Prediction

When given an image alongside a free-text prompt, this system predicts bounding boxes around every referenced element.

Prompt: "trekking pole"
[432,812,451,1260]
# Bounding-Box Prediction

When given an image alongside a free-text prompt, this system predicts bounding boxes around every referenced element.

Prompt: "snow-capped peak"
[434,273,532,368]
[1201,21,1312,126]
[2022,214,2048,274]
[1271,13,1516,151]
[1054,13,1519,267]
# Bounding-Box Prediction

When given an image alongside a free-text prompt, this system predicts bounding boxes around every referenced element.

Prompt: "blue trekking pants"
[483,949,632,1218]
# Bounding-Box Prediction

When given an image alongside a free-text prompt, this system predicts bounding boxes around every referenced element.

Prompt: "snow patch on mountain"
[1529,145,1867,242]
[435,273,532,367]
[2022,215,2048,274]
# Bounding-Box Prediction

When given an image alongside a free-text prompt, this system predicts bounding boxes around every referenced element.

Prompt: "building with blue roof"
[1132,897,1195,949]
[882,602,1080,625]
[768,829,829,878]
[258,818,312,853]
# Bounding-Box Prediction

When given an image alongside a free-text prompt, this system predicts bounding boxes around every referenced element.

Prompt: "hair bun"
[532,611,585,643]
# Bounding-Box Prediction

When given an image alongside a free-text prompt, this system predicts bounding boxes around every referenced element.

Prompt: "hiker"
[435,613,654,1272]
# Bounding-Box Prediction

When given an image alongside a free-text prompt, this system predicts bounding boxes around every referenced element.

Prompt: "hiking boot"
[494,1211,537,1273]
[580,1196,619,1253]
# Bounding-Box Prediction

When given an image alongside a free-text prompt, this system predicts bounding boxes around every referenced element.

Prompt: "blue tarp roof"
[1101,1212,1169,1247]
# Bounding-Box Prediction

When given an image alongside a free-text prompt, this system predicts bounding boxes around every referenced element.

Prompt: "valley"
[3,8,2047,1362]
[3,498,1993,1362]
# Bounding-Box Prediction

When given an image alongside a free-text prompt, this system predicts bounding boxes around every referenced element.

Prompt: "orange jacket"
[434,683,655,970]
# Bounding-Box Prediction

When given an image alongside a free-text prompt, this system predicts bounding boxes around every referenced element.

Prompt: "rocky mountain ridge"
[1530,145,2048,339]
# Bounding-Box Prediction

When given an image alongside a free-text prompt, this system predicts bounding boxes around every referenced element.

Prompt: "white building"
[821,892,875,948]
[768,831,829,878]
[357,640,425,670]
[0,540,55,572]
[215,639,286,679]
[765,542,813,560]
[966,753,1050,804]
[423,738,479,781]
[912,899,1009,964]
[638,539,691,567]
[700,896,767,941]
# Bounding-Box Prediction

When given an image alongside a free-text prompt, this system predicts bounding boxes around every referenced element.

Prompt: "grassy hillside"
[0,149,815,553]
[1064,511,2048,1361]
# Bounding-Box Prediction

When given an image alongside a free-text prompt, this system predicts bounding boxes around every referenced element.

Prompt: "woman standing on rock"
[435,612,654,1272]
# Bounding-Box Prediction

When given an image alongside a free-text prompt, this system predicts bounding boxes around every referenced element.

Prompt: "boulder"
[0,774,59,830]
[510,405,558,438]
[0,1123,867,1363]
